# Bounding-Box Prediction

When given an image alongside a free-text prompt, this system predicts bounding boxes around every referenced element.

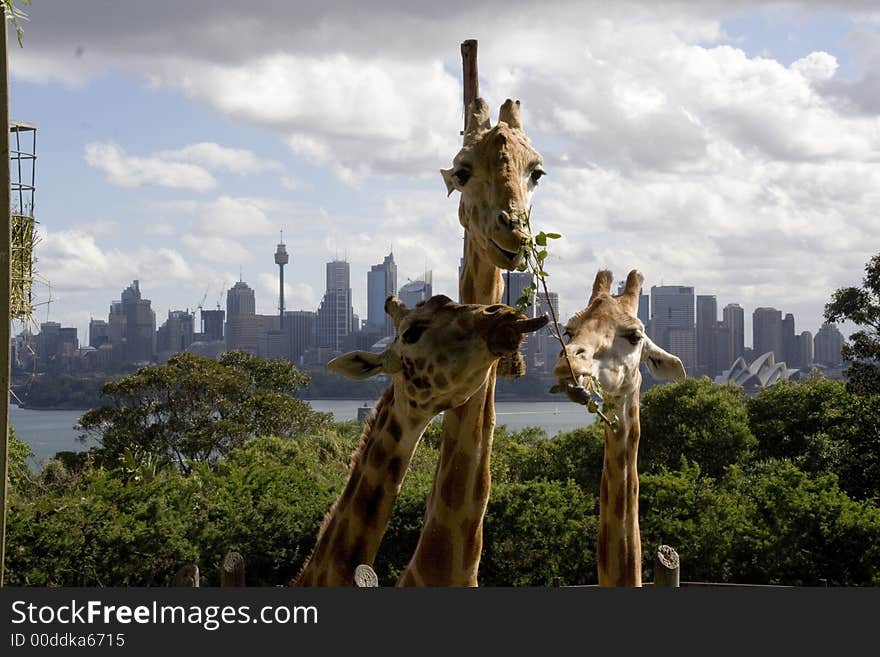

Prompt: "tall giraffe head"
[442,98,545,270]
[554,270,686,404]
[331,294,548,414]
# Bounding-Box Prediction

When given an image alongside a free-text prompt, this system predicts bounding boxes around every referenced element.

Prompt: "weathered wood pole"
[654,545,680,588]
[0,4,12,589]
[461,39,478,130]
[220,551,246,587]
[353,564,379,588]
[173,564,200,587]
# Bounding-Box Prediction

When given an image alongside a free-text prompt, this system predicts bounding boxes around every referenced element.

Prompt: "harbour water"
[10,400,594,469]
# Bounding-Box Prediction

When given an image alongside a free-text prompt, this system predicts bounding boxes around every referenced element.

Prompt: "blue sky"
[7,1,879,346]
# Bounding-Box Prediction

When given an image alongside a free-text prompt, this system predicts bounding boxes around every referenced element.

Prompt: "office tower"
[89,319,109,348]
[200,308,225,342]
[723,303,745,362]
[274,233,289,325]
[504,271,535,314]
[398,271,433,309]
[782,312,798,367]
[696,295,717,377]
[650,285,695,373]
[316,260,354,352]
[36,322,78,369]
[814,322,844,366]
[284,310,316,364]
[753,307,783,362]
[113,280,156,363]
[537,290,559,373]
[225,279,259,354]
[798,330,813,368]
[367,252,397,338]
[156,310,195,354]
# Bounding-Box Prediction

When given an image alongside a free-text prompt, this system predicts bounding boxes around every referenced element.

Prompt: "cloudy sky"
[8,1,879,345]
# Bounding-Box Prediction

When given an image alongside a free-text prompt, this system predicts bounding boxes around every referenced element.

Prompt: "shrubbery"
[7,375,880,586]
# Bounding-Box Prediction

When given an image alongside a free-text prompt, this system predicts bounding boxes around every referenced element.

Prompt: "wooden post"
[353,564,379,587]
[461,39,479,131]
[173,564,200,587]
[0,4,12,589]
[654,545,680,588]
[220,551,245,587]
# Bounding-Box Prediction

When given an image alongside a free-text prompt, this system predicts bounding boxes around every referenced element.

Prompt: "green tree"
[639,378,756,478]
[78,351,331,472]
[825,253,880,395]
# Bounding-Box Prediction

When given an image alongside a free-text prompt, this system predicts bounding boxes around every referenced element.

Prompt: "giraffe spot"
[618,538,629,585]
[384,456,401,483]
[409,400,418,409]
[341,471,362,508]
[387,417,402,443]
[441,451,467,510]
[331,520,351,571]
[406,383,417,397]
[413,376,431,390]
[414,357,426,370]
[427,363,435,376]
[597,523,608,572]
[369,442,387,468]
[376,407,389,428]
[436,353,448,366]
[355,480,385,529]
[461,518,481,571]
[434,372,448,389]
[616,449,626,472]
[350,535,367,568]
[600,476,609,507]
[629,404,637,419]
[614,485,625,520]
[416,521,453,583]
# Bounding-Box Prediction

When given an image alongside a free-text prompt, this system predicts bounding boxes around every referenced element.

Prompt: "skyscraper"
[753,307,783,362]
[696,295,717,377]
[156,310,195,355]
[814,323,844,366]
[650,285,695,373]
[316,260,353,352]
[782,312,798,367]
[798,330,814,369]
[226,280,259,354]
[722,303,745,362]
[504,271,534,314]
[114,280,156,363]
[367,251,397,337]
[398,271,433,309]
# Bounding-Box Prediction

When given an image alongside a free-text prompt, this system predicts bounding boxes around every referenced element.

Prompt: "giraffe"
[553,269,686,587]
[294,294,547,586]
[399,98,546,586]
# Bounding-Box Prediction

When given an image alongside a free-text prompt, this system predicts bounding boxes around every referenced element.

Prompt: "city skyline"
[7,3,877,349]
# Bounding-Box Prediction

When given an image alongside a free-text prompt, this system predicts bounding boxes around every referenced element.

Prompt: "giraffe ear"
[328,351,386,380]
[441,168,457,196]
[641,337,687,382]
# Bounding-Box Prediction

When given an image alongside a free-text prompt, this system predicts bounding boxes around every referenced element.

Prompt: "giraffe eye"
[453,169,471,186]
[402,323,428,344]
[530,167,546,185]
[623,332,642,346]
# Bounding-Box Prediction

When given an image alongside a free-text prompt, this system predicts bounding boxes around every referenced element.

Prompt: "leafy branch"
[515,212,620,430]
[3,0,31,47]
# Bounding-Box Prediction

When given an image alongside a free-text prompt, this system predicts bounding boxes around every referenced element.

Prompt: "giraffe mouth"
[489,240,523,266]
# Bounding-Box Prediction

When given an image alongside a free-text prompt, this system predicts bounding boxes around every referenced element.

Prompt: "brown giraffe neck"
[294,385,433,587]
[399,234,503,586]
[597,388,642,587]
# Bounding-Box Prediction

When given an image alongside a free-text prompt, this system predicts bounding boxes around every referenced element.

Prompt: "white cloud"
[256,273,318,314]
[154,142,283,175]
[84,142,217,191]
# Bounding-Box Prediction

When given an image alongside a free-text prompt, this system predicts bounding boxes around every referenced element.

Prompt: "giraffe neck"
[399,233,503,586]
[294,385,433,586]
[597,387,642,587]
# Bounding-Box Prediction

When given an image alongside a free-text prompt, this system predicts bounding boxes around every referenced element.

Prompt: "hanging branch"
[515,212,621,430]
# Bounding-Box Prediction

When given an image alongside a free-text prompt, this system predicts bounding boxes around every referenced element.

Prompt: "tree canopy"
[77,351,332,472]
[825,252,880,395]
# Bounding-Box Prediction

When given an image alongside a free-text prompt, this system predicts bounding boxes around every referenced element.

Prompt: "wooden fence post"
[654,545,680,587]
[460,39,478,132]
[221,551,246,587]
[173,564,200,587]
